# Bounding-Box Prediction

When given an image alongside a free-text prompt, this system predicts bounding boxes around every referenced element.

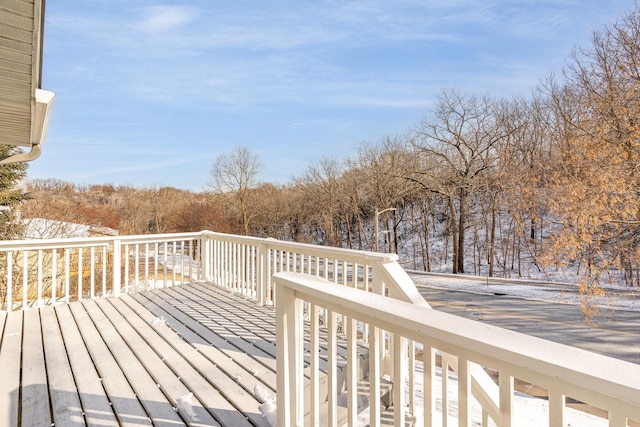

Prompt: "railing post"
[201,234,211,282]
[257,242,267,306]
[112,239,121,297]
[275,281,302,427]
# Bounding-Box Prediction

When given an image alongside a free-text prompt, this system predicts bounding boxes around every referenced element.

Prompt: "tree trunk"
[457,189,467,274]
[489,195,496,277]
[448,196,459,274]
[422,200,431,272]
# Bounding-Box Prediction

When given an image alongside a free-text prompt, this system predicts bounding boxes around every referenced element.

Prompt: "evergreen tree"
[0,145,29,239]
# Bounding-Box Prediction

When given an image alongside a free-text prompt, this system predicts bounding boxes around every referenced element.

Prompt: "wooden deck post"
[276,281,303,426]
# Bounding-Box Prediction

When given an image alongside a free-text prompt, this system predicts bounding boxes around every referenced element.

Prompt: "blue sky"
[30,0,636,191]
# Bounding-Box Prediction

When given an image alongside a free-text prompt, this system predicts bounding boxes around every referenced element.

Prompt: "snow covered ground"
[410,272,640,313]
[353,361,608,427]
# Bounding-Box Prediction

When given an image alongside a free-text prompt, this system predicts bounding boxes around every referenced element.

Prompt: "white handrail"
[274,271,640,427]
[0,230,504,424]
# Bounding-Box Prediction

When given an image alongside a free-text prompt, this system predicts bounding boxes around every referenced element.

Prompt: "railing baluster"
[134,243,139,289]
[78,247,83,300]
[257,242,266,305]
[327,309,338,427]
[310,303,320,426]
[6,251,12,311]
[37,249,43,307]
[187,240,192,282]
[548,390,565,427]
[162,242,168,288]
[267,248,273,305]
[112,240,121,297]
[180,241,185,285]
[241,244,246,295]
[22,250,28,309]
[346,306,357,427]
[369,324,381,427]
[102,246,107,296]
[90,247,95,299]
[458,357,471,427]
[124,244,130,293]
[172,241,177,286]
[424,346,435,427]
[442,357,449,427]
[154,242,159,288]
[64,248,70,303]
[393,335,406,427]
[144,243,149,288]
[499,372,513,427]
[409,339,416,418]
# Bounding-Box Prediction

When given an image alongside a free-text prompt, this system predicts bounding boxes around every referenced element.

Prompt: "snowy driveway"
[410,272,640,365]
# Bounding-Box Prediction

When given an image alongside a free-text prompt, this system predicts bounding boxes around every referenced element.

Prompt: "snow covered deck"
[1,283,283,426]
[2,281,381,426]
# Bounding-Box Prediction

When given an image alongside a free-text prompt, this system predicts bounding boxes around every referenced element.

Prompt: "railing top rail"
[273,271,640,417]
[0,231,204,251]
[201,230,398,263]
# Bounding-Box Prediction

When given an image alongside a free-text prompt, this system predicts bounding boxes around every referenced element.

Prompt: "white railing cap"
[273,271,640,415]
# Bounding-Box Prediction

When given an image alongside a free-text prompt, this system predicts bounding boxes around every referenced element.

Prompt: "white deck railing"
[1,230,638,426]
[0,229,423,310]
[0,232,203,311]
[274,271,640,427]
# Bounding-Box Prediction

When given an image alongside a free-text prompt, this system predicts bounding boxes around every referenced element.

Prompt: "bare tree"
[410,89,510,273]
[208,146,263,235]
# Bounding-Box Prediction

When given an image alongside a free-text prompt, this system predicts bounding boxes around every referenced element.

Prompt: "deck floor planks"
[0,282,377,426]
[115,300,268,427]
[185,282,367,374]
[87,299,191,427]
[107,296,259,427]
[149,287,279,372]
[168,285,279,360]
[104,296,220,426]
[135,289,278,374]
[121,293,278,401]
[68,301,152,427]
[20,308,51,426]
[40,305,84,427]
[0,310,22,426]
[55,303,120,426]
[191,281,368,362]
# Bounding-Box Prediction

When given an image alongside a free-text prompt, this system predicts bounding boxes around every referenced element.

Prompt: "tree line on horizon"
[18,6,640,294]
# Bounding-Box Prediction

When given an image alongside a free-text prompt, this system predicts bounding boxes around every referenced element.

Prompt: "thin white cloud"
[134,6,196,34]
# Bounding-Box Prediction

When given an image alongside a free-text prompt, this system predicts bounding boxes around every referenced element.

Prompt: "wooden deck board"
[40,305,84,427]
[88,299,190,427]
[0,282,373,427]
[135,289,278,373]
[0,311,22,426]
[102,297,223,427]
[68,301,152,427]
[120,294,265,427]
[55,303,120,427]
[21,308,51,426]
[122,293,278,399]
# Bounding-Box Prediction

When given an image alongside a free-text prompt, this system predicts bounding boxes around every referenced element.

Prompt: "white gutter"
[0,89,56,165]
